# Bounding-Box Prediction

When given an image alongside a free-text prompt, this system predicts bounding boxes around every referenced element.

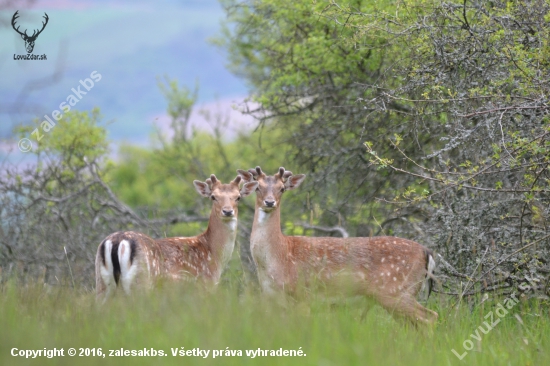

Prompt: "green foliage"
[216,0,417,236]
[17,108,108,168]
[109,129,292,208]
[157,76,198,143]
[218,0,394,100]
[3,108,142,286]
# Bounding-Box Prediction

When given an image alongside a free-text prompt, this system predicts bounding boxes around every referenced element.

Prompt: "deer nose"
[264,200,275,208]
[222,209,234,217]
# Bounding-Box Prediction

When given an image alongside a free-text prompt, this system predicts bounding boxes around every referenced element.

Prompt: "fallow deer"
[95,174,258,302]
[238,166,438,325]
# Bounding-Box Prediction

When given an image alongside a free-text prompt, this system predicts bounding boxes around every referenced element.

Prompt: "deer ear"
[240,182,259,197]
[284,174,306,190]
[237,169,253,183]
[232,175,242,186]
[193,180,211,197]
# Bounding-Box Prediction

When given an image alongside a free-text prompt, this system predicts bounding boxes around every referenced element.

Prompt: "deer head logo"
[11,11,49,54]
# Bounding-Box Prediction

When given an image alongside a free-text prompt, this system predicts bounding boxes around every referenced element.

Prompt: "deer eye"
[210,195,216,201]
[280,187,286,192]
[236,196,241,201]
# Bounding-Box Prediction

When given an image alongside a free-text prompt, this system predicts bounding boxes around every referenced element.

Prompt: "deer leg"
[411,301,438,324]
[377,294,437,327]
[356,295,377,322]
[359,306,372,322]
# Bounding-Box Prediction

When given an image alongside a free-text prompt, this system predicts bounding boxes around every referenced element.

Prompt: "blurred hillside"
[0,0,249,159]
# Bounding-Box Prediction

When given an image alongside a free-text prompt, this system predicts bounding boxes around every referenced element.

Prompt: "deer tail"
[424,248,436,299]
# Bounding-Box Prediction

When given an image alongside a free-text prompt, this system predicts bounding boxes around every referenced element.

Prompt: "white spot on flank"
[393,277,396,281]
[381,258,385,262]
[402,260,406,264]
[391,264,394,268]
[387,272,390,276]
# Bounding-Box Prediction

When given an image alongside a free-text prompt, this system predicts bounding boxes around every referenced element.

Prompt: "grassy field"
[1,277,548,366]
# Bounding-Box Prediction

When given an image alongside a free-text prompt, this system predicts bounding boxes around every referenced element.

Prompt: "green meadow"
[1,277,548,366]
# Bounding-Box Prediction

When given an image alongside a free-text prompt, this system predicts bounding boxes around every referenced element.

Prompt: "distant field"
[1,278,548,366]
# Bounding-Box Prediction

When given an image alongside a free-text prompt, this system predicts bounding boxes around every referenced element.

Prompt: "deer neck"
[201,209,237,268]
[251,204,285,247]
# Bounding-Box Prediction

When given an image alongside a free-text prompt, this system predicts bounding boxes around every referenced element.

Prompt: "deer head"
[238,166,306,212]
[193,174,258,220]
[12,11,49,54]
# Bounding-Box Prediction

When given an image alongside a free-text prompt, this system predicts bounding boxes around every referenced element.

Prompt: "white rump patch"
[99,240,116,299]
[118,240,138,295]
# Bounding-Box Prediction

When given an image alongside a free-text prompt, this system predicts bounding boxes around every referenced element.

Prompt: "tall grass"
[0,278,548,366]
